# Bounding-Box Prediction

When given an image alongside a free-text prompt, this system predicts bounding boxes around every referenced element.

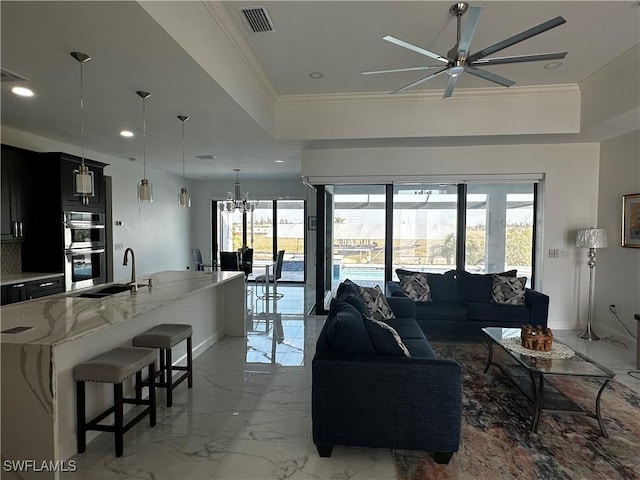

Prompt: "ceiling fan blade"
[362,66,442,75]
[466,66,516,87]
[443,75,458,98]
[473,52,567,66]
[383,35,450,64]
[467,16,566,63]
[391,68,448,94]
[457,6,482,58]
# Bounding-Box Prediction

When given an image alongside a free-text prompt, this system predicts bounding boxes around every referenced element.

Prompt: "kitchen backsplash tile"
[1,243,22,274]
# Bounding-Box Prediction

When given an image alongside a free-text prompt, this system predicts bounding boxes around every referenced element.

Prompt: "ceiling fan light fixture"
[370,2,566,98]
[448,65,466,76]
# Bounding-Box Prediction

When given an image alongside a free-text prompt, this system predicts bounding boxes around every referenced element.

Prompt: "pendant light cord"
[79,60,85,166]
[182,120,186,182]
[142,96,147,179]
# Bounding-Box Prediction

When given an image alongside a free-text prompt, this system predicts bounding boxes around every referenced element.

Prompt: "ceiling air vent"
[238,6,275,33]
[195,154,217,160]
[1,68,28,83]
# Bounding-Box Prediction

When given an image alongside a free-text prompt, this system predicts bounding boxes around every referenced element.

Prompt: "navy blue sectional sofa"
[312,280,462,464]
[386,269,549,340]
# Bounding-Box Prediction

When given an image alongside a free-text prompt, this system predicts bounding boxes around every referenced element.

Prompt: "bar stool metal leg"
[148,362,156,426]
[76,381,86,453]
[166,347,173,407]
[114,383,124,457]
[187,336,193,388]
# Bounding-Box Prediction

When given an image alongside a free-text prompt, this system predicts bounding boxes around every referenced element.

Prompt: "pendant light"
[177,115,191,207]
[136,90,153,203]
[70,51,94,205]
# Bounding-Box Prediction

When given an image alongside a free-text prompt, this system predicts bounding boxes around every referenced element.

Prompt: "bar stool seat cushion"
[73,347,156,384]
[133,324,193,349]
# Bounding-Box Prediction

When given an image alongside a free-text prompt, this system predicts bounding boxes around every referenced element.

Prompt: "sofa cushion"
[358,285,396,321]
[325,299,375,354]
[396,269,459,303]
[465,301,530,324]
[402,338,439,359]
[415,302,468,322]
[363,316,410,357]
[457,269,517,303]
[491,275,527,305]
[383,317,428,340]
[398,272,432,302]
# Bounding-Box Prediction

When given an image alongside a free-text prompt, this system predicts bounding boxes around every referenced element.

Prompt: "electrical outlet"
[609,304,617,314]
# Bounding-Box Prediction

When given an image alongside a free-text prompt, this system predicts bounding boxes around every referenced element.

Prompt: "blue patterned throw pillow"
[398,272,432,302]
[491,275,527,305]
[357,285,396,321]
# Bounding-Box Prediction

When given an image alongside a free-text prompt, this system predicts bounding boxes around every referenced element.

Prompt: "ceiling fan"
[363,2,567,98]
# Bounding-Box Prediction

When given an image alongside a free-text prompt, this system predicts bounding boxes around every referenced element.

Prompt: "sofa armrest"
[386,296,416,319]
[525,289,549,327]
[312,351,462,452]
[386,281,407,298]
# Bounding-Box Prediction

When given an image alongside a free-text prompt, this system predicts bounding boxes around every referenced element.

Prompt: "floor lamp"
[576,227,608,340]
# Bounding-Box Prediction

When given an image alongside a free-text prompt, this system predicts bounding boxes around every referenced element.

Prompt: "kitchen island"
[0,270,246,476]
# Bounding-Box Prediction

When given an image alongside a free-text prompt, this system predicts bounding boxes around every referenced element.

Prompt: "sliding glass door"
[315,180,539,308]
[392,184,458,279]
[465,183,535,283]
[214,199,306,283]
[332,185,386,290]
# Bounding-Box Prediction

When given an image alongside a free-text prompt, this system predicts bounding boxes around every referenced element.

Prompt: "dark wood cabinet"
[1,275,65,305]
[21,152,108,274]
[1,145,32,243]
[1,282,28,305]
[26,276,64,299]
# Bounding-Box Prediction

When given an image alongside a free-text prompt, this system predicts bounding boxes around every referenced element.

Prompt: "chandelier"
[223,169,254,214]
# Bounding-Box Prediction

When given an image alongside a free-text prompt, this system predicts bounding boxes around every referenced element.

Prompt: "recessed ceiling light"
[120,130,134,137]
[544,61,562,69]
[274,160,284,163]
[309,72,324,79]
[11,86,34,97]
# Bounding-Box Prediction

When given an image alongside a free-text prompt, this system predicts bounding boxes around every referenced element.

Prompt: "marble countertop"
[0,270,244,346]
[1,272,64,286]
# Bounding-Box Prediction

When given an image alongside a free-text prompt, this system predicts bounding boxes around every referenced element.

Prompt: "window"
[465,183,535,283]
[332,185,386,290]
[392,184,458,279]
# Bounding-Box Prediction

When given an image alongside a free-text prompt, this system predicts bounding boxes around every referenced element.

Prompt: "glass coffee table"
[482,327,615,436]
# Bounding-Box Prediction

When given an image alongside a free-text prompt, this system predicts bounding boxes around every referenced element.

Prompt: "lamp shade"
[576,228,608,248]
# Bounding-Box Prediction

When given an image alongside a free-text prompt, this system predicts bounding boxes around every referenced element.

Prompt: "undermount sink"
[76,283,145,298]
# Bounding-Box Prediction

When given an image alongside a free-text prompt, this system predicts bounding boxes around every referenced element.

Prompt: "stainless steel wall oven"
[63,211,106,290]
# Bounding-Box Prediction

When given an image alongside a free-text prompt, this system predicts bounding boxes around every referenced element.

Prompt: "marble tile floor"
[65,286,639,479]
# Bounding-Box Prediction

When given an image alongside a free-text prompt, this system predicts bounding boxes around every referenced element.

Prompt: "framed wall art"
[622,193,640,248]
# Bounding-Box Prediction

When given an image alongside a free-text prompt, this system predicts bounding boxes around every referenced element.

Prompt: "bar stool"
[133,324,193,407]
[74,346,157,457]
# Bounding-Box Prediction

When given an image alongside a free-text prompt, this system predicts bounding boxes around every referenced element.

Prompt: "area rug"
[393,343,640,480]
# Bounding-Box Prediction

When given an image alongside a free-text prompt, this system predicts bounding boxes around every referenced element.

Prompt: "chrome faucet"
[123,248,137,292]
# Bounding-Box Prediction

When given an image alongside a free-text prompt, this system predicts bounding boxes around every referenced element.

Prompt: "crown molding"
[202,1,278,104]
[277,84,581,106]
